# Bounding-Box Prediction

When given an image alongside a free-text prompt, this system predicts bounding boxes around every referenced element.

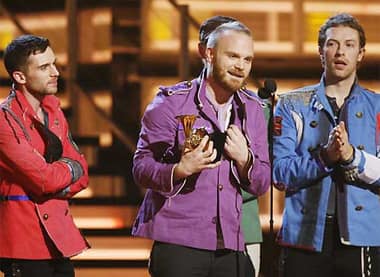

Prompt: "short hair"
[4,34,50,77]
[206,21,252,49]
[318,13,366,49]
[199,15,237,45]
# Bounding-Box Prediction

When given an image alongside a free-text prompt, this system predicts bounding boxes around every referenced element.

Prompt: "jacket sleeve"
[132,94,185,196]
[54,115,89,198]
[0,110,77,197]
[241,102,271,196]
[272,97,329,192]
[340,147,380,186]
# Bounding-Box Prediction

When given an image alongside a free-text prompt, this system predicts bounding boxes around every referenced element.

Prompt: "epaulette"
[239,86,264,106]
[279,87,317,106]
[159,80,193,96]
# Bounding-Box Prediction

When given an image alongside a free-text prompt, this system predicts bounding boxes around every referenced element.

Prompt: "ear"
[357,47,365,63]
[318,46,325,67]
[205,47,214,64]
[12,71,26,85]
[198,43,205,59]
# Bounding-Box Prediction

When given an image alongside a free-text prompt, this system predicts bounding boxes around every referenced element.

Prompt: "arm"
[0,111,81,197]
[133,94,220,196]
[228,103,271,197]
[54,119,89,198]
[334,121,380,186]
[133,94,186,195]
[272,97,330,191]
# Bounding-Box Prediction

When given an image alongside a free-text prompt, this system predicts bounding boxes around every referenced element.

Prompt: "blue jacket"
[273,78,380,252]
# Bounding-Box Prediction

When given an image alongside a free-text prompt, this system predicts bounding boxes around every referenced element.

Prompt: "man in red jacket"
[0,35,89,276]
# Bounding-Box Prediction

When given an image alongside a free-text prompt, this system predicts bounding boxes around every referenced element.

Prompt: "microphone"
[258,79,277,99]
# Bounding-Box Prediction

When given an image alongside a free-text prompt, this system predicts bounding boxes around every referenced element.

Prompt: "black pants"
[279,216,379,277]
[0,258,74,277]
[149,241,253,277]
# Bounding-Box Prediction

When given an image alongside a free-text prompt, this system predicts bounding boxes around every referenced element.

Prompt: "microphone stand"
[259,83,277,277]
[268,91,280,277]
[268,93,275,239]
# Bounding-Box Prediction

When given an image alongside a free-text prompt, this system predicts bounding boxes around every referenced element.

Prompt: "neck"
[206,79,233,105]
[19,86,43,114]
[324,73,356,107]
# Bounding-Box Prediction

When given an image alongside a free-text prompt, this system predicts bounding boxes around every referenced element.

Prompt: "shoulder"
[279,84,318,100]
[158,80,195,96]
[278,84,318,106]
[360,86,380,97]
[238,87,265,107]
[144,79,196,119]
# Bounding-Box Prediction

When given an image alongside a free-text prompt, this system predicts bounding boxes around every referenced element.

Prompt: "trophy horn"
[176,114,208,151]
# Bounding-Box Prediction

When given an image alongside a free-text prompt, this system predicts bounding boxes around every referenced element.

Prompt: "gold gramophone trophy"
[176,114,208,152]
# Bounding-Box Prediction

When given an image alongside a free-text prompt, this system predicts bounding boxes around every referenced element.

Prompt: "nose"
[335,44,345,56]
[234,59,244,70]
[51,64,59,77]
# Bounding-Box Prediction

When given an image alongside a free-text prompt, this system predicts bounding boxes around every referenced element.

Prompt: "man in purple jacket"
[132,21,270,277]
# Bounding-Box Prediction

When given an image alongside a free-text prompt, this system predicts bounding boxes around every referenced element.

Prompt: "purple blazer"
[132,74,270,251]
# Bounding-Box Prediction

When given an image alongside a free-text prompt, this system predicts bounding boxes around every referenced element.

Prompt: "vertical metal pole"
[293,0,304,54]
[66,0,79,133]
[178,5,189,81]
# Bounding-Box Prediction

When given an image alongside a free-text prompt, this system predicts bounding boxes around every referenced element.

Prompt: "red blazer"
[0,89,89,259]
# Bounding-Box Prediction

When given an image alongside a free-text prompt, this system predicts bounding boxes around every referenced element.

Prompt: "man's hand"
[322,125,342,166]
[174,135,220,181]
[322,121,354,166]
[334,121,354,163]
[224,125,250,167]
[224,125,252,181]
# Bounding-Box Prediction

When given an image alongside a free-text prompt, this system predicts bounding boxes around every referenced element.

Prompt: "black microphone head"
[264,79,277,93]
[258,87,271,99]
[258,79,277,99]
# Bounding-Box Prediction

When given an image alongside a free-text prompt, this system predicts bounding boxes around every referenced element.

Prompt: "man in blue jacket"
[273,13,380,276]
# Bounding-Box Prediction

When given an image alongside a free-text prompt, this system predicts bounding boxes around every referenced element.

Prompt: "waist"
[0,195,30,201]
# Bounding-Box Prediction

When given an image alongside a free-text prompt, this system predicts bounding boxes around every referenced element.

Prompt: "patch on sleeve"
[273,116,283,136]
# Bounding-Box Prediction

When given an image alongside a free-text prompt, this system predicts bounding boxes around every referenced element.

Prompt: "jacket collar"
[312,75,361,114]
[2,88,60,124]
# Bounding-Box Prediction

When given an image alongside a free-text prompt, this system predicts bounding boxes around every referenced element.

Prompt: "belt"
[0,195,30,201]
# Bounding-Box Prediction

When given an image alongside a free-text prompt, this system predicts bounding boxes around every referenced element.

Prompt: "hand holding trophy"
[176,114,209,152]
[174,114,220,181]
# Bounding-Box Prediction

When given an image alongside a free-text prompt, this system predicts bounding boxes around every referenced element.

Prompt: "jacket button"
[357,145,365,150]
[355,112,363,118]
[309,121,318,128]
[211,217,217,224]
[355,206,363,211]
[217,184,223,191]
[43,213,49,220]
[301,208,307,214]
[186,81,192,87]
[307,146,314,153]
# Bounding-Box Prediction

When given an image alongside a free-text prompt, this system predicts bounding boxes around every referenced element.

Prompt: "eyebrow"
[327,38,356,43]
[37,58,57,68]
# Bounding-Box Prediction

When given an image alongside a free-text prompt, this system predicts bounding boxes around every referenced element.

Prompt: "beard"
[212,63,246,93]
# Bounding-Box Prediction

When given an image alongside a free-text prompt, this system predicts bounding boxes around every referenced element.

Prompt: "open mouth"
[334,60,347,67]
